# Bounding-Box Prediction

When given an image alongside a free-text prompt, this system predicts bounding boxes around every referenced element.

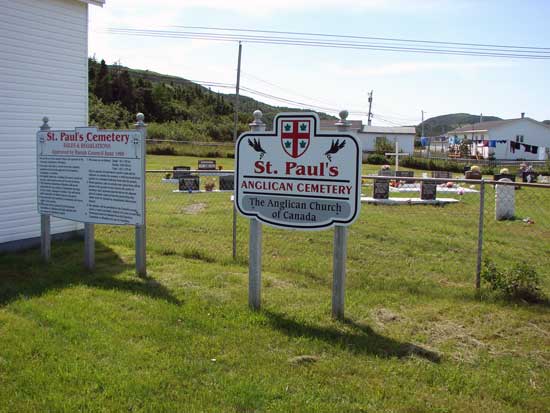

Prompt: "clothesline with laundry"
[447,137,541,154]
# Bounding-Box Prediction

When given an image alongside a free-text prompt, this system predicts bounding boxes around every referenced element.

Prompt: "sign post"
[36,115,146,274]
[39,117,51,263]
[235,110,361,318]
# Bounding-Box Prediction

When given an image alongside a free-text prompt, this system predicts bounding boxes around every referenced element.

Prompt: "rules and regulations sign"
[235,112,362,230]
[36,127,145,226]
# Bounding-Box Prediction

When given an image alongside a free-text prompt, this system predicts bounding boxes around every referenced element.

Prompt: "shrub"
[481,259,545,302]
[366,153,388,165]
[147,144,177,155]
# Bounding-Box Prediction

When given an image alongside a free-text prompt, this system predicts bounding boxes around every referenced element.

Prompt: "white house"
[358,125,416,155]
[0,0,105,253]
[447,115,550,160]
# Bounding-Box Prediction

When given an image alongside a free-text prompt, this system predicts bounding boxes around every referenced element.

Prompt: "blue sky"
[89,0,550,125]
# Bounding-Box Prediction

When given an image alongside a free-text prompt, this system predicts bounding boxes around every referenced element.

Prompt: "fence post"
[476,179,485,289]
[332,110,351,320]
[248,110,265,310]
[135,113,147,277]
[39,117,51,262]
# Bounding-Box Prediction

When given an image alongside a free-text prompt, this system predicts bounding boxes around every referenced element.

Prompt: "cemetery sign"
[37,126,145,226]
[235,112,361,229]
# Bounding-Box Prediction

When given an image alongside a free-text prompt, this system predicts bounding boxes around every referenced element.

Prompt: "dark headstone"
[219,175,234,191]
[178,176,200,191]
[432,171,453,179]
[395,170,414,177]
[173,166,191,179]
[373,179,390,199]
[378,169,394,177]
[198,159,217,170]
[421,180,437,200]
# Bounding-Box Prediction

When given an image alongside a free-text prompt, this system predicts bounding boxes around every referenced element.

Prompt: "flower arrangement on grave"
[500,168,509,174]
[381,164,391,170]
[165,173,171,179]
[204,178,216,191]
[470,165,480,172]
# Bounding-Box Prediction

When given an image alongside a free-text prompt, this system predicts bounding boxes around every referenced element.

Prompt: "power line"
[106,28,550,60]
[170,25,550,52]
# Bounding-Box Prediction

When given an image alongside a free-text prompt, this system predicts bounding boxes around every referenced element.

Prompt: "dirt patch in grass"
[181,203,206,214]
[426,320,488,363]
[371,308,402,324]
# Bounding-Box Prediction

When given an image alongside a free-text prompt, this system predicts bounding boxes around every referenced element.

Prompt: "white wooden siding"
[0,0,88,245]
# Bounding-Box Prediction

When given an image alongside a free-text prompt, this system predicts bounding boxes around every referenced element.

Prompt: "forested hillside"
[88,58,335,141]
[416,113,502,137]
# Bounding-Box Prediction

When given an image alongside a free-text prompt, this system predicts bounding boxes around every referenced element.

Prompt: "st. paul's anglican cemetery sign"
[235,112,361,230]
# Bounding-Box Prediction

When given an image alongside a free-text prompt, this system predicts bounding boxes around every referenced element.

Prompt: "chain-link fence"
[136,165,549,292]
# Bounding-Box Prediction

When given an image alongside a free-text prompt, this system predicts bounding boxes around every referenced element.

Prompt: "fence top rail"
[147,169,235,174]
[146,139,234,147]
[362,175,550,189]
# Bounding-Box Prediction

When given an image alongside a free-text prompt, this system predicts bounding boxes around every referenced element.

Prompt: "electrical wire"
[106,28,550,60]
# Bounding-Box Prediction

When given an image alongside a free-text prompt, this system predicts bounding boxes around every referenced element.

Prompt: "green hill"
[417,113,502,137]
[88,58,335,141]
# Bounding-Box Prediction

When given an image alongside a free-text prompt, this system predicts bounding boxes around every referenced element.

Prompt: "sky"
[89,0,550,127]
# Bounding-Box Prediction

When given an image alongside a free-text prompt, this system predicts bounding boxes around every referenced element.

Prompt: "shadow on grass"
[264,310,441,363]
[0,240,181,306]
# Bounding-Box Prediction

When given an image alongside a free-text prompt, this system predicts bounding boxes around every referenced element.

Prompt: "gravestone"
[373,178,390,199]
[198,159,217,170]
[495,178,515,220]
[432,171,453,179]
[395,170,414,177]
[173,166,191,179]
[420,180,437,200]
[219,175,234,191]
[178,176,200,191]
[378,169,394,177]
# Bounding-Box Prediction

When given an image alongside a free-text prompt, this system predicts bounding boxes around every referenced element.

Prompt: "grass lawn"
[0,154,549,412]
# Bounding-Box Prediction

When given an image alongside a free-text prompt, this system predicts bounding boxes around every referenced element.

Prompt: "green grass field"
[0,155,549,412]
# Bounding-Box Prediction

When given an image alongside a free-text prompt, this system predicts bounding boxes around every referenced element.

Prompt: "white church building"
[0,0,105,252]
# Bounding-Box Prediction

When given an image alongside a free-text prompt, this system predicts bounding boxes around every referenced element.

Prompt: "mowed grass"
[0,154,549,412]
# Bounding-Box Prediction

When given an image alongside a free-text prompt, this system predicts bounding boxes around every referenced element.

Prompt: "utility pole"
[421,110,425,137]
[232,41,242,260]
[367,90,373,126]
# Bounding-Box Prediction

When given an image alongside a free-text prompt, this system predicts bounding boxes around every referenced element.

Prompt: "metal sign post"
[135,113,147,277]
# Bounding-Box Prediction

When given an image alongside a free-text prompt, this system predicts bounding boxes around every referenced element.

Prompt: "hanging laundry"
[522,144,532,152]
[483,140,489,146]
[489,140,497,148]
[497,140,507,144]
[510,141,516,153]
[530,145,538,154]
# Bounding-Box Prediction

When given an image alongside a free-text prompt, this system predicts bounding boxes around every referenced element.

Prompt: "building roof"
[448,117,550,134]
[319,119,363,131]
[78,0,105,6]
[360,125,416,135]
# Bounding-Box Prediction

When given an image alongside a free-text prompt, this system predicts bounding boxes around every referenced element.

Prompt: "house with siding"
[0,0,105,253]
[446,114,550,160]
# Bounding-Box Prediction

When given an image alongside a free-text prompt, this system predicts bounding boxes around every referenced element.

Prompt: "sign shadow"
[0,241,181,306]
[263,310,441,363]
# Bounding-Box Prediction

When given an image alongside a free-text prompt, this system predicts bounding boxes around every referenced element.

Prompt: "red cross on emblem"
[281,120,311,158]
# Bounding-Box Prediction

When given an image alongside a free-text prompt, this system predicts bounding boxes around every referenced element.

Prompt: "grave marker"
[373,179,390,199]
[173,166,191,178]
[420,180,437,200]
[219,174,234,191]
[198,159,217,170]
[495,178,515,220]
[178,177,200,192]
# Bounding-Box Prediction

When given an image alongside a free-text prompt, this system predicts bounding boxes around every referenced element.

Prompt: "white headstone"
[495,178,515,220]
